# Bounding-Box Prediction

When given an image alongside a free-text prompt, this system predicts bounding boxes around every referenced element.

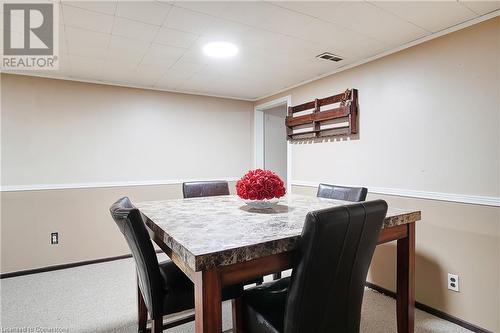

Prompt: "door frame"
[254,95,292,193]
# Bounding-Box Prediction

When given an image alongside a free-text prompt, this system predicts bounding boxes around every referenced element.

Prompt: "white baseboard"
[291,180,500,207]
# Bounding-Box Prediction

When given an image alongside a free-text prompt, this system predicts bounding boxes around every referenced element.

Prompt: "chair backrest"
[317,183,368,202]
[284,200,388,333]
[182,180,230,198]
[109,197,164,318]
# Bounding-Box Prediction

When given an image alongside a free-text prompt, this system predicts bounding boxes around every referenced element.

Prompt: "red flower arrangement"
[236,169,286,200]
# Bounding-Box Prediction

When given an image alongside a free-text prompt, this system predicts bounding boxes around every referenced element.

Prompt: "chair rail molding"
[291,180,500,207]
[0,178,241,192]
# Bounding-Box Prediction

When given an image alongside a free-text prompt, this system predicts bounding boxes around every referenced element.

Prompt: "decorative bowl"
[244,198,279,210]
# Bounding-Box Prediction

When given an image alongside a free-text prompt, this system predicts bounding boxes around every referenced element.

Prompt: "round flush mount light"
[202,41,239,58]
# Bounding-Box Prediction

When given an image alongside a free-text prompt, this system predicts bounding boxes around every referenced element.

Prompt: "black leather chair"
[242,200,388,333]
[183,180,264,288]
[182,181,230,198]
[273,183,368,281]
[110,197,242,333]
[317,183,368,202]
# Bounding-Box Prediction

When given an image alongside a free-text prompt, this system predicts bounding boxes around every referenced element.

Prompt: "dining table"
[136,194,421,333]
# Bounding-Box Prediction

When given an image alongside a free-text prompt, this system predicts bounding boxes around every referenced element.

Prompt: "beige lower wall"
[1,182,498,330]
[0,182,236,274]
[293,185,500,332]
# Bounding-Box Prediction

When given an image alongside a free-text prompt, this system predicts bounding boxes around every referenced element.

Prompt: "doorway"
[264,105,287,184]
[254,96,292,192]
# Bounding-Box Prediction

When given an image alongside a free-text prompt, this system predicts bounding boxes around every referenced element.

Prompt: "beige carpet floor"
[1,254,472,333]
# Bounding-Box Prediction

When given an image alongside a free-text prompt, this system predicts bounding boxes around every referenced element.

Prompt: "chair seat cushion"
[159,261,194,314]
[243,277,290,333]
[158,260,243,315]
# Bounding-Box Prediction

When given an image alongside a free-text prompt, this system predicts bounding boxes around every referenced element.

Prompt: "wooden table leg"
[195,269,222,333]
[396,223,415,333]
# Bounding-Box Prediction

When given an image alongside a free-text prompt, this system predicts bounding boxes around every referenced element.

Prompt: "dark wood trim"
[378,224,408,244]
[0,250,163,279]
[194,268,222,333]
[397,223,415,333]
[365,282,493,333]
[219,251,294,287]
[162,314,195,330]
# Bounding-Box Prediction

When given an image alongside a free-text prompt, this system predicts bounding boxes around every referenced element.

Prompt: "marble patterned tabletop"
[136,194,421,272]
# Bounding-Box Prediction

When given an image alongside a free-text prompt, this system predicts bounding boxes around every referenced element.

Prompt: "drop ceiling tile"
[197,58,248,79]
[68,54,106,80]
[270,1,344,23]
[173,2,231,18]
[216,2,272,28]
[154,27,198,48]
[65,26,111,47]
[20,1,492,100]
[107,35,149,64]
[62,4,114,34]
[59,55,71,71]
[97,61,139,84]
[459,1,500,15]
[238,29,325,62]
[168,57,206,76]
[129,64,167,87]
[177,72,257,99]
[302,58,342,77]
[154,69,194,89]
[199,18,254,44]
[278,1,428,46]
[294,20,389,59]
[140,43,185,67]
[62,1,117,16]
[163,6,213,35]
[115,1,171,26]
[224,2,315,37]
[65,26,110,59]
[112,17,159,42]
[58,26,68,53]
[331,2,429,45]
[370,1,477,33]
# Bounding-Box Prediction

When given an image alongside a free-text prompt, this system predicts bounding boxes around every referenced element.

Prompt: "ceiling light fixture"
[203,41,239,58]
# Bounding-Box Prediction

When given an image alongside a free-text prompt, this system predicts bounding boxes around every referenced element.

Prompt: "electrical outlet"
[50,232,59,245]
[447,273,459,292]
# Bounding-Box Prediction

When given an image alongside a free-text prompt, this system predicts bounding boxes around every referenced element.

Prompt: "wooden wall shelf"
[286,89,358,140]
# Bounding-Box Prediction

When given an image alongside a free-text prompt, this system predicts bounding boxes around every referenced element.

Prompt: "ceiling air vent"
[316,52,343,62]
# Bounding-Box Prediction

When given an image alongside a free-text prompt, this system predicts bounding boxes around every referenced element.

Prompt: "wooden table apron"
[139,196,419,333]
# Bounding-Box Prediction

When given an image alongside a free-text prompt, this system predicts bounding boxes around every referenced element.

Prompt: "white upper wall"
[1,75,253,187]
[258,18,500,198]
